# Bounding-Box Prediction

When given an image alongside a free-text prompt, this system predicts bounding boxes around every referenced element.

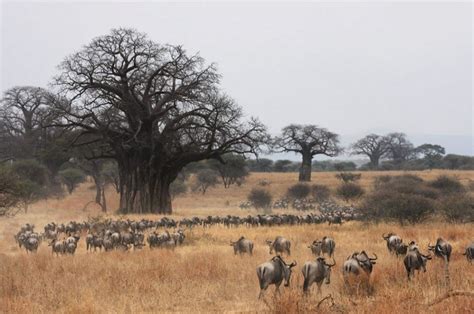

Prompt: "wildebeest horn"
[428,242,434,249]
[369,253,378,260]
[423,253,432,260]
[382,233,388,239]
[325,258,336,267]
[289,261,297,268]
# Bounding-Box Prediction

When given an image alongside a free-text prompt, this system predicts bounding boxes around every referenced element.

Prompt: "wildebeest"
[343,251,377,277]
[49,239,66,256]
[266,236,291,256]
[394,243,408,257]
[256,256,297,299]
[404,247,432,280]
[463,242,474,263]
[382,233,402,254]
[302,257,336,294]
[428,238,452,262]
[230,236,254,255]
[308,236,336,258]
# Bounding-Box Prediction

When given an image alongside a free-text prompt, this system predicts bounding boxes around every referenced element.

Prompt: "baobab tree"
[385,132,415,165]
[350,134,390,168]
[273,124,341,181]
[53,28,267,214]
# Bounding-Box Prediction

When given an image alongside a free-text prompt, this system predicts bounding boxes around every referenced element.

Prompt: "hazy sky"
[1,1,472,157]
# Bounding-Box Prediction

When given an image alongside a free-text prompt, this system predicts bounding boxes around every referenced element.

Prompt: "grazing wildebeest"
[256,256,297,299]
[266,236,291,256]
[403,247,432,280]
[463,242,474,263]
[428,238,452,262]
[230,236,254,255]
[382,233,402,254]
[343,251,377,277]
[308,236,336,258]
[302,257,336,294]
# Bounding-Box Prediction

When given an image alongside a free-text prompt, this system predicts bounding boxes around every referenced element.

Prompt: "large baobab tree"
[273,124,341,181]
[53,28,267,214]
[385,132,415,165]
[350,134,390,168]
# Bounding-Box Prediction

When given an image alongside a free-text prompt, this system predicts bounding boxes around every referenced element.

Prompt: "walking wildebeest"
[256,256,297,299]
[302,257,336,294]
[404,247,432,280]
[428,238,452,262]
[266,236,291,256]
[230,236,254,255]
[463,242,474,263]
[382,233,402,254]
[308,236,336,258]
[343,251,377,277]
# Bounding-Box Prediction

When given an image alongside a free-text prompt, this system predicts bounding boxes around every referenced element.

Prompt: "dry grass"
[0,170,473,313]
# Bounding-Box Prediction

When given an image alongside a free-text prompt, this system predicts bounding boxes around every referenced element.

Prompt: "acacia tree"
[53,28,267,214]
[351,134,390,168]
[273,124,341,181]
[415,144,445,169]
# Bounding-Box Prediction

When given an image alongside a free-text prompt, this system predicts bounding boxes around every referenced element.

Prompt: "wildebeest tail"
[257,267,266,289]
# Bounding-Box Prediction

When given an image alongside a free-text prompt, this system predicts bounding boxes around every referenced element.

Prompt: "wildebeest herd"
[13,219,473,299]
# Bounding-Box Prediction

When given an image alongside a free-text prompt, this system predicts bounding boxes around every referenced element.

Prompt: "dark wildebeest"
[463,242,474,264]
[230,236,254,255]
[256,256,297,299]
[428,238,452,262]
[382,233,402,254]
[308,236,336,258]
[394,243,408,257]
[343,251,377,277]
[404,247,432,280]
[302,257,336,294]
[266,236,291,256]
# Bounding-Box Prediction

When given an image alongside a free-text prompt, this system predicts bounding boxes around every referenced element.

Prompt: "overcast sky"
[1,1,472,157]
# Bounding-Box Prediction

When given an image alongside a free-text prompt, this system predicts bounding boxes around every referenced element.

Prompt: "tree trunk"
[369,155,380,169]
[299,151,312,182]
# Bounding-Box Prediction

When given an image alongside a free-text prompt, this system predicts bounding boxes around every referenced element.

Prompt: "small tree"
[248,188,272,211]
[438,194,474,223]
[335,172,361,183]
[170,180,187,199]
[59,168,86,194]
[0,167,22,216]
[210,154,249,188]
[287,183,311,200]
[415,144,445,169]
[193,169,219,194]
[10,160,49,212]
[336,182,364,203]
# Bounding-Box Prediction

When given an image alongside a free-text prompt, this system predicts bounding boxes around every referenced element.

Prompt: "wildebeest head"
[316,257,336,284]
[266,239,273,253]
[355,251,377,273]
[382,232,395,240]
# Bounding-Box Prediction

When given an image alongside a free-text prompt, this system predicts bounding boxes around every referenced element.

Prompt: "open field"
[0,170,473,313]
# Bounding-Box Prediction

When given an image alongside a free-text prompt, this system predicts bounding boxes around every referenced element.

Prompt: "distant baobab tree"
[350,134,391,168]
[273,124,341,182]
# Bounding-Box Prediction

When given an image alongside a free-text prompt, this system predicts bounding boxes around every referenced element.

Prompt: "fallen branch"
[427,290,474,306]
[317,294,334,308]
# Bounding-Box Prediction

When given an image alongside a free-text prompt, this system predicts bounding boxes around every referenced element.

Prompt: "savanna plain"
[0,171,473,313]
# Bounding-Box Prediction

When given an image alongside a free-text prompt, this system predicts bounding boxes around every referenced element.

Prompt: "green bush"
[287,183,311,200]
[428,175,464,194]
[437,194,474,223]
[248,188,272,210]
[59,168,86,194]
[311,184,331,203]
[335,172,361,183]
[336,182,364,203]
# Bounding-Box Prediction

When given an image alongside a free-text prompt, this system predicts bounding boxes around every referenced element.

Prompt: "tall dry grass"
[0,170,473,313]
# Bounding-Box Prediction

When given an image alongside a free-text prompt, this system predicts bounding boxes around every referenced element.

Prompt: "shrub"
[11,159,49,186]
[336,182,364,203]
[248,188,272,210]
[287,183,311,199]
[437,194,474,223]
[335,172,361,183]
[59,168,86,194]
[192,169,219,194]
[170,180,187,199]
[311,184,331,203]
[428,175,464,194]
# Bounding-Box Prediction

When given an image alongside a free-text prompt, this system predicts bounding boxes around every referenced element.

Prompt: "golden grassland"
[0,170,473,313]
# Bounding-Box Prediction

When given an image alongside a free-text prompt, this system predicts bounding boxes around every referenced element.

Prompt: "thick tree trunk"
[299,151,312,182]
[369,155,380,168]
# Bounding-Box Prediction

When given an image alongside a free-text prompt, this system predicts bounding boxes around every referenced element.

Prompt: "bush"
[437,194,474,223]
[59,168,86,194]
[11,159,49,186]
[287,183,311,199]
[248,188,272,210]
[311,184,331,203]
[428,175,464,194]
[335,172,361,183]
[170,180,187,199]
[336,182,364,203]
[362,190,435,224]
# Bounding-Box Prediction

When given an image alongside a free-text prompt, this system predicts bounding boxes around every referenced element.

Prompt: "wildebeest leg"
[317,282,323,294]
